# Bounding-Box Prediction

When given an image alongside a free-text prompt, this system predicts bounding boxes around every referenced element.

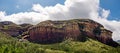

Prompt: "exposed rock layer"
[27,19,119,47]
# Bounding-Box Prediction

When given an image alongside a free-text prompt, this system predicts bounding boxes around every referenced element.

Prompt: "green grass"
[0,32,120,53]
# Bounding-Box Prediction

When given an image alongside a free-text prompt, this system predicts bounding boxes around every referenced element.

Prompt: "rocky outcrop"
[27,19,119,47]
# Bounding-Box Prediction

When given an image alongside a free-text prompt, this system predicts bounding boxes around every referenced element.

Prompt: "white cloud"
[0,0,99,24]
[0,0,120,41]
[0,11,5,18]
[0,12,49,24]
[32,4,44,13]
[100,9,110,19]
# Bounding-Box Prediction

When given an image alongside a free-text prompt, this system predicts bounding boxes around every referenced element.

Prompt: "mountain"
[0,19,120,53]
[21,19,119,47]
[0,21,33,37]
[0,21,21,37]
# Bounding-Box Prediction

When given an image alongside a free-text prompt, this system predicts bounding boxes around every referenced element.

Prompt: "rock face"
[29,26,64,43]
[27,19,119,47]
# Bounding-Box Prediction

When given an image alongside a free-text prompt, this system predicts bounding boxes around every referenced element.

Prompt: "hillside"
[0,32,120,53]
[0,21,33,37]
[0,19,120,53]
[0,21,22,37]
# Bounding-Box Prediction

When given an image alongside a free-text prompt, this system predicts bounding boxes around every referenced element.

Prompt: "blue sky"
[100,0,120,20]
[0,0,64,14]
[0,0,120,20]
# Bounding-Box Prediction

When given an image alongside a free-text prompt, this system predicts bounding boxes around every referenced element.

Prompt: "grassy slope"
[0,32,120,53]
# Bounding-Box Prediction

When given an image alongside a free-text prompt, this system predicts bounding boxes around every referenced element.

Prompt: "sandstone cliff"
[24,19,119,47]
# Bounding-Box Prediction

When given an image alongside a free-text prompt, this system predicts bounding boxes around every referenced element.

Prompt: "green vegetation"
[0,32,120,53]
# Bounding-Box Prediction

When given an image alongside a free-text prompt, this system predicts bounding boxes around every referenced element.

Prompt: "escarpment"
[27,19,119,47]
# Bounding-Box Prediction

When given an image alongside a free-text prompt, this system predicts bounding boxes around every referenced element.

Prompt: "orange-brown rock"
[27,19,119,47]
[29,26,64,43]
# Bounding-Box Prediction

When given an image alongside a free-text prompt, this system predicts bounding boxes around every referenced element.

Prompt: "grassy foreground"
[0,32,120,53]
